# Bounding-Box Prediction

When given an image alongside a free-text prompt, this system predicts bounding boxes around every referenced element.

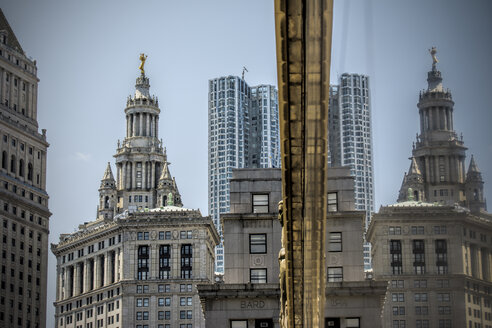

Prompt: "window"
[411,226,424,235]
[328,232,342,252]
[437,293,450,302]
[414,293,428,302]
[159,245,171,279]
[392,320,406,328]
[392,293,405,302]
[438,319,452,328]
[327,267,343,282]
[435,240,448,274]
[138,232,149,240]
[416,320,429,328]
[389,226,401,235]
[249,234,266,254]
[137,246,149,280]
[346,318,360,328]
[250,268,267,283]
[415,306,428,315]
[393,306,405,315]
[391,280,404,288]
[412,240,425,274]
[434,226,447,234]
[390,240,403,274]
[180,244,192,279]
[413,280,427,288]
[252,194,268,213]
[231,320,248,328]
[327,192,338,212]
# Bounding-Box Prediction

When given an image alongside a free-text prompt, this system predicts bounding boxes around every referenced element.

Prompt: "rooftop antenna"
[242,66,248,80]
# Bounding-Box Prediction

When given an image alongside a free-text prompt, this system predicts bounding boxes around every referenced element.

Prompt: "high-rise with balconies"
[208,76,279,273]
[329,73,374,270]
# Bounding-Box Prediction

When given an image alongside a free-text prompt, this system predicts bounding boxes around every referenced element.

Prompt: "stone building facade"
[368,202,492,328]
[198,167,387,328]
[0,9,50,328]
[368,50,491,328]
[51,65,219,328]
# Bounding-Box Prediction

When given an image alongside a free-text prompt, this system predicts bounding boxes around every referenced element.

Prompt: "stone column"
[94,256,101,288]
[132,114,137,137]
[443,108,448,130]
[173,244,179,279]
[477,247,483,280]
[449,111,453,131]
[155,116,159,138]
[151,115,155,137]
[151,161,156,189]
[116,163,120,190]
[126,115,130,137]
[132,162,136,190]
[146,113,150,137]
[104,252,111,285]
[151,244,158,280]
[142,161,147,190]
[434,155,440,183]
[73,263,80,295]
[83,259,90,293]
[139,113,143,137]
[445,156,450,183]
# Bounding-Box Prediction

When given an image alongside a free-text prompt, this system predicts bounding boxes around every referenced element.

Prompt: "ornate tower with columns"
[111,62,181,214]
[398,48,486,212]
[52,57,219,328]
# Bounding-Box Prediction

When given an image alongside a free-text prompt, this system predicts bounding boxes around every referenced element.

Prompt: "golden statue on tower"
[139,53,147,75]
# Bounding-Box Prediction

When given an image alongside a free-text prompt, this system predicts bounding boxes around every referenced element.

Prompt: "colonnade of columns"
[422,155,465,185]
[420,105,453,133]
[116,161,160,190]
[126,112,159,138]
[58,249,122,300]
[464,243,492,282]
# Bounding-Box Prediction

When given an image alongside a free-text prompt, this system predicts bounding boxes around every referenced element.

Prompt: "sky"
[1,0,492,326]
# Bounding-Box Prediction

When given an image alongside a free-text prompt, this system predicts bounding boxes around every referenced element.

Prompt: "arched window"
[19,159,24,177]
[474,189,479,201]
[413,190,419,201]
[1,151,6,169]
[163,195,167,206]
[27,163,33,181]
[104,196,110,209]
[10,155,15,173]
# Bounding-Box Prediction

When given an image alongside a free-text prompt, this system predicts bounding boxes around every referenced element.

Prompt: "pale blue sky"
[1,1,492,326]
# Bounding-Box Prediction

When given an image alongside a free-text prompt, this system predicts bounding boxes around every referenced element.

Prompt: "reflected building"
[368,50,491,328]
[208,76,279,273]
[329,73,374,270]
[0,9,50,328]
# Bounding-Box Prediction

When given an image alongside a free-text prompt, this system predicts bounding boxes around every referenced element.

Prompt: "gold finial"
[429,46,438,70]
[139,53,147,75]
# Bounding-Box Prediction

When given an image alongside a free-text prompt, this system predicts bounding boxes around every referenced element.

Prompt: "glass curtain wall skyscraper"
[329,73,374,270]
[208,76,279,273]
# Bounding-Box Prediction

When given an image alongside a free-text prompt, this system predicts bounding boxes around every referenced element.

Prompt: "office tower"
[329,73,374,270]
[51,64,219,328]
[208,76,279,273]
[198,168,387,327]
[0,9,50,328]
[368,49,490,328]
